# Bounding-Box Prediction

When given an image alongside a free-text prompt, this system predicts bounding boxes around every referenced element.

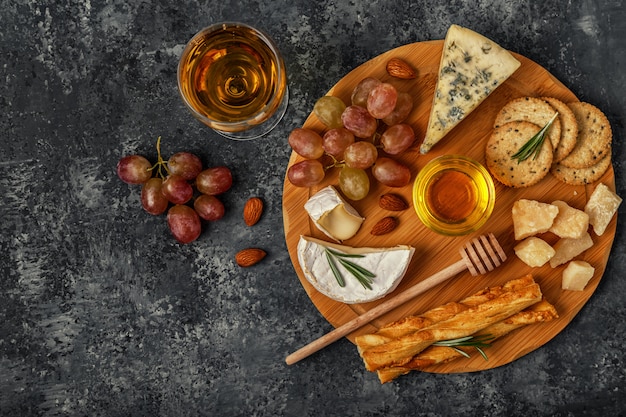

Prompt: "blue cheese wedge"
[420,24,521,154]
[304,185,365,242]
[297,235,415,304]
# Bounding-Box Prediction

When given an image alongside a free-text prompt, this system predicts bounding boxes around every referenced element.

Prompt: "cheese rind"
[304,185,365,241]
[421,24,521,154]
[297,236,415,304]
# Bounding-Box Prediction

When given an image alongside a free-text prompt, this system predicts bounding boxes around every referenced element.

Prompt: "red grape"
[141,177,169,215]
[380,124,415,155]
[287,159,325,187]
[117,155,152,184]
[168,152,203,180]
[341,105,377,138]
[344,141,378,169]
[372,157,412,187]
[322,128,355,160]
[367,83,398,119]
[196,166,233,195]
[161,174,193,204]
[288,128,325,159]
[351,77,382,107]
[167,204,201,244]
[382,92,413,125]
[194,194,225,221]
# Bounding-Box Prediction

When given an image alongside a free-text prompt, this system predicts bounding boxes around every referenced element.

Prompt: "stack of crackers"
[485,96,613,187]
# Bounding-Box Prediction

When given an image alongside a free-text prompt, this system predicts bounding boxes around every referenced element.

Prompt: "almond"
[379,194,409,211]
[235,248,267,267]
[386,58,417,79]
[243,197,263,226]
[370,216,398,236]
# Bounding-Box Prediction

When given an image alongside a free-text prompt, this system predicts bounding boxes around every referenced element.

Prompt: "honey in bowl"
[413,155,495,235]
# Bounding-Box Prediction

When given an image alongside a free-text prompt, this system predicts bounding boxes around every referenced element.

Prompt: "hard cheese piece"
[297,236,415,304]
[584,183,622,236]
[304,185,365,241]
[549,232,594,268]
[420,24,521,154]
[549,200,589,239]
[514,237,556,267]
[512,199,559,240]
[562,260,595,291]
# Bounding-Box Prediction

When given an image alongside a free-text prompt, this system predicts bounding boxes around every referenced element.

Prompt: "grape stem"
[149,136,170,179]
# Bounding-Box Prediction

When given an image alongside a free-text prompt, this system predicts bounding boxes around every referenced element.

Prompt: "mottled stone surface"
[1,0,624,416]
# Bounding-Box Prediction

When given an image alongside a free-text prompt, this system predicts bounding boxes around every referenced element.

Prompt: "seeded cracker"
[551,147,612,186]
[493,96,562,151]
[486,121,553,188]
[541,97,579,163]
[558,102,612,169]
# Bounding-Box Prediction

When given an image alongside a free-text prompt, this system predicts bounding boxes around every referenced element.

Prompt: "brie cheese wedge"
[304,185,365,241]
[297,235,416,304]
[421,24,521,153]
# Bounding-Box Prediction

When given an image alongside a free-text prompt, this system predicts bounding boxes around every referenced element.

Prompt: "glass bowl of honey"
[412,155,496,236]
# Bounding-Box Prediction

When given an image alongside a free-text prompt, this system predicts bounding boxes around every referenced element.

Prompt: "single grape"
[117,155,152,184]
[372,157,412,187]
[351,77,382,107]
[380,124,415,155]
[194,194,225,221]
[344,141,378,169]
[288,128,325,159]
[161,174,194,204]
[141,177,169,215]
[382,92,414,126]
[341,105,378,138]
[196,166,233,195]
[167,204,201,244]
[367,83,398,119]
[167,152,203,181]
[339,166,370,200]
[287,159,325,187]
[313,96,346,129]
[322,128,355,160]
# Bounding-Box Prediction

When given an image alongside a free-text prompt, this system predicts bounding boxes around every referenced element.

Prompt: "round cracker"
[558,101,612,169]
[541,97,578,163]
[551,147,612,185]
[493,96,562,151]
[486,121,554,188]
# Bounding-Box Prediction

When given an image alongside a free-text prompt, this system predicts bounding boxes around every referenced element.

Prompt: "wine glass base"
[213,86,290,141]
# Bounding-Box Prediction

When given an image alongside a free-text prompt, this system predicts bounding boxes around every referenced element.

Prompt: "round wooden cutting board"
[282,40,617,374]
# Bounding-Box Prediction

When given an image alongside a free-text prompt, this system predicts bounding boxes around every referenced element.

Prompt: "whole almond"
[370,216,398,236]
[235,248,267,267]
[379,194,409,211]
[243,197,263,226]
[386,58,417,79]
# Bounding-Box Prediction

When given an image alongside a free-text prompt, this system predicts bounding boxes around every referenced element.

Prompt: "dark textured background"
[1,1,624,416]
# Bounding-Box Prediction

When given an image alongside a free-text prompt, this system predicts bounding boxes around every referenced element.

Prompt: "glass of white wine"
[177,22,289,140]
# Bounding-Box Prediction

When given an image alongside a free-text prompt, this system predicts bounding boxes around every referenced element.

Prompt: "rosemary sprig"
[324,248,376,290]
[510,112,559,163]
[433,334,495,360]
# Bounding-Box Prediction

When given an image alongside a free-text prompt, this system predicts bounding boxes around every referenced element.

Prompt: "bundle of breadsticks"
[355,274,558,383]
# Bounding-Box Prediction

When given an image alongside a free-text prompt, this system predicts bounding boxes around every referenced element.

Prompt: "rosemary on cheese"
[324,248,376,290]
[511,112,559,163]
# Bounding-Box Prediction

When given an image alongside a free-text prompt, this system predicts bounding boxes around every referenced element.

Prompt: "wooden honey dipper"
[285,233,507,365]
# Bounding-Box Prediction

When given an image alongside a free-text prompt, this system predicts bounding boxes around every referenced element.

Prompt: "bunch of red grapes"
[116,137,232,244]
[287,77,415,200]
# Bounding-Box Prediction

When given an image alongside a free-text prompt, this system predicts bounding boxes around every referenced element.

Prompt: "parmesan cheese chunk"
[562,260,595,291]
[584,183,622,236]
[512,199,559,240]
[420,24,521,153]
[549,232,594,268]
[514,237,556,267]
[549,200,589,239]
